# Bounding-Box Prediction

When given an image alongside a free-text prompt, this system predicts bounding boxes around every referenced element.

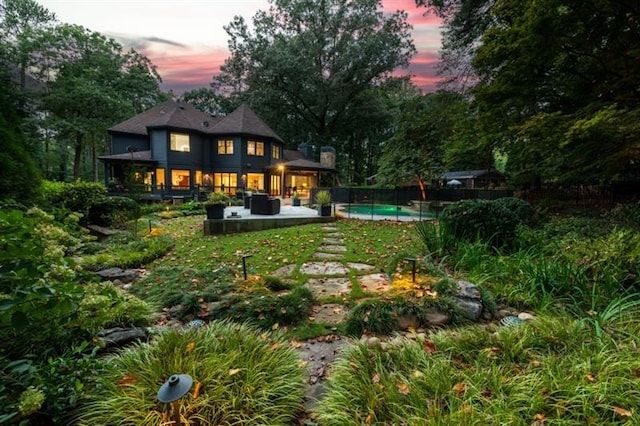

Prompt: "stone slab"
[310,304,349,324]
[346,262,376,273]
[317,245,347,253]
[306,277,351,298]
[271,264,297,277]
[313,252,343,260]
[323,238,345,244]
[300,261,350,276]
[357,273,391,293]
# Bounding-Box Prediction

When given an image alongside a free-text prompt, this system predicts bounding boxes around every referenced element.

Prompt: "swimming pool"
[338,204,435,221]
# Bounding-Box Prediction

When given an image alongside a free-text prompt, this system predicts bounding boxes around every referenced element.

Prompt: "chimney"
[320,146,336,169]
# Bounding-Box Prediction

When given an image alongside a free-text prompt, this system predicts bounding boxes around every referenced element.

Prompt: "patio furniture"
[250,193,281,215]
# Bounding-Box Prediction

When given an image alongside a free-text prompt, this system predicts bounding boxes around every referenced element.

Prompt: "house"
[438,170,507,189]
[100,101,336,199]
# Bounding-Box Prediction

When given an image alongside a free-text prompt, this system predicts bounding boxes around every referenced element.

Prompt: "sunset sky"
[36,0,442,94]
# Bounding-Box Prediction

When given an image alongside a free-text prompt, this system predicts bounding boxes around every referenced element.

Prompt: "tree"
[179,87,237,115]
[470,0,640,184]
[377,91,462,197]
[43,25,162,181]
[216,0,416,150]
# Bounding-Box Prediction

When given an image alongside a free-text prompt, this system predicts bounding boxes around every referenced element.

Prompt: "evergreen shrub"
[87,196,141,227]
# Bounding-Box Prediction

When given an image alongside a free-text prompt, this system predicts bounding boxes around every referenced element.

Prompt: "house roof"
[284,149,305,161]
[98,150,156,163]
[209,104,284,143]
[441,170,505,180]
[108,101,284,143]
[109,101,220,136]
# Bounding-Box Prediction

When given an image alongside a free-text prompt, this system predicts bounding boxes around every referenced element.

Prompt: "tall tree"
[43,25,162,180]
[216,0,415,150]
[470,0,640,185]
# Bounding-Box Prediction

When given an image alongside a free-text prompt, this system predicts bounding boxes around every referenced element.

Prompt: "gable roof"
[108,101,221,135]
[108,101,284,143]
[210,104,284,143]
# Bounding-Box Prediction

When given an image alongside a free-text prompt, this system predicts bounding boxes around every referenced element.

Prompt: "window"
[246,173,264,191]
[272,145,280,159]
[195,170,203,186]
[214,173,238,194]
[156,168,166,189]
[171,169,190,189]
[247,140,264,156]
[170,133,190,152]
[218,139,233,154]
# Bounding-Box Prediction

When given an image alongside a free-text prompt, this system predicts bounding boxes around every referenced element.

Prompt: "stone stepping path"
[300,261,350,276]
[306,277,351,298]
[313,252,343,260]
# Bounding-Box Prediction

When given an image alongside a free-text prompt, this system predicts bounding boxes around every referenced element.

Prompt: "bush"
[78,233,174,271]
[87,196,141,227]
[40,180,106,215]
[75,321,305,425]
[493,197,537,226]
[441,199,520,249]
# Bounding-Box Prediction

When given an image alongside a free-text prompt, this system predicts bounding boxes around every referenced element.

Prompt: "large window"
[171,169,190,189]
[246,173,264,191]
[214,173,237,194]
[218,139,234,154]
[170,133,190,152]
[247,140,264,156]
[272,145,280,159]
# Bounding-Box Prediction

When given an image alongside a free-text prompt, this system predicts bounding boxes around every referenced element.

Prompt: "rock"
[397,314,420,330]
[98,327,148,349]
[424,311,451,325]
[455,298,483,321]
[518,312,536,321]
[94,267,140,283]
[456,280,482,299]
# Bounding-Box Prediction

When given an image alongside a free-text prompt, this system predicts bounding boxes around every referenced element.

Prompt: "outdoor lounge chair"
[250,193,280,215]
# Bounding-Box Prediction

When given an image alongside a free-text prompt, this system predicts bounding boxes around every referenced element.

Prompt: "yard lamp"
[404,257,417,283]
[241,254,253,280]
[157,374,193,426]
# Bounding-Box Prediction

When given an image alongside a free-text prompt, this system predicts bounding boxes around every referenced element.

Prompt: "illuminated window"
[218,139,234,154]
[195,170,203,185]
[272,145,280,159]
[170,133,190,152]
[214,173,238,194]
[171,169,190,189]
[247,141,264,156]
[156,168,166,189]
[247,173,264,191]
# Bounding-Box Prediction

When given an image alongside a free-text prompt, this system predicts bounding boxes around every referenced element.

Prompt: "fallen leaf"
[397,382,410,394]
[453,382,467,395]
[271,342,281,350]
[186,341,196,353]
[118,374,137,386]
[372,373,380,383]
[192,381,201,399]
[228,368,241,376]
[423,340,436,354]
[290,340,303,348]
[613,406,632,417]
[533,413,546,420]
[585,373,597,382]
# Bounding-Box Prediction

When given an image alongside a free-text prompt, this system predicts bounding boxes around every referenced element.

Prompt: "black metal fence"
[310,186,514,220]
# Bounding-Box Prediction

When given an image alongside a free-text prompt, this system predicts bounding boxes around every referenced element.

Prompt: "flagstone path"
[269,224,392,414]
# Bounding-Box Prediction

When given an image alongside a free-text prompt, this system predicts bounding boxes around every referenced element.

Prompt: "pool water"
[340,204,427,217]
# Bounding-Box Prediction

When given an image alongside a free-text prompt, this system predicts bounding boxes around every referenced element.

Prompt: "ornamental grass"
[75,320,305,425]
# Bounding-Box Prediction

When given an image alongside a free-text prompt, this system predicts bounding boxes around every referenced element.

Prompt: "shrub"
[74,321,305,425]
[414,220,455,259]
[78,233,173,271]
[493,197,537,226]
[87,196,141,227]
[605,201,640,230]
[40,180,106,215]
[441,199,520,249]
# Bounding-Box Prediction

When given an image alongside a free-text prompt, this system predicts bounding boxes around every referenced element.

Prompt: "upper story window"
[272,145,280,159]
[247,140,264,156]
[218,139,234,155]
[170,133,190,152]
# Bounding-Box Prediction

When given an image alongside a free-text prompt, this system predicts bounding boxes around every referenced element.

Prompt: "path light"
[157,374,193,426]
[242,254,253,280]
[404,257,417,283]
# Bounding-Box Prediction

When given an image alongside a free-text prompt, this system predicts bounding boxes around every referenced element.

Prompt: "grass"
[317,315,640,425]
[74,321,306,425]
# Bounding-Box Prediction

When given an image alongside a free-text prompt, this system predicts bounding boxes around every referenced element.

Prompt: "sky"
[36,0,442,95]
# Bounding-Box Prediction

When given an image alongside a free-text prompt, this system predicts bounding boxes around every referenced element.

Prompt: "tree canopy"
[216,0,416,151]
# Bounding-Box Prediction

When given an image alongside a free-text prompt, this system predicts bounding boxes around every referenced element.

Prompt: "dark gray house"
[100,101,335,199]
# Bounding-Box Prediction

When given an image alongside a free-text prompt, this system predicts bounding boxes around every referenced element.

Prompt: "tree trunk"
[73,133,83,181]
[92,144,98,182]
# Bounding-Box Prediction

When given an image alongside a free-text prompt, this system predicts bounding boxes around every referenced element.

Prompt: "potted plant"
[315,190,332,216]
[292,191,301,206]
[204,191,230,219]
